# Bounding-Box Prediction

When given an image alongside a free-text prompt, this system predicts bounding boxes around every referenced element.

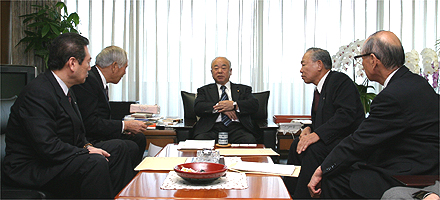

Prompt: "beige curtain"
[9,0,57,74]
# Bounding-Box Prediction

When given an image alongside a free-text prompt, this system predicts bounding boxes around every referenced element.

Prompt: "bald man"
[307,31,439,198]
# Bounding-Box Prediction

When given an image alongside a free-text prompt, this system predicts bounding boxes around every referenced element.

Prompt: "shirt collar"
[316,70,330,93]
[96,66,108,89]
[384,67,400,88]
[216,81,231,91]
[51,71,69,96]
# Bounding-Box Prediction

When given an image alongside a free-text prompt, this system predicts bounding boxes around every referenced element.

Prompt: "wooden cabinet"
[142,129,176,149]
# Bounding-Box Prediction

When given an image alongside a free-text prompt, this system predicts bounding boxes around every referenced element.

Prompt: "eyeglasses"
[354,52,381,61]
[354,53,373,59]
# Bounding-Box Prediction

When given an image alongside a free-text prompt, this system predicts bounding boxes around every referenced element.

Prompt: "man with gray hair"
[72,46,147,166]
[308,31,439,199]
[193,57,259,144]
[283,47,364,198]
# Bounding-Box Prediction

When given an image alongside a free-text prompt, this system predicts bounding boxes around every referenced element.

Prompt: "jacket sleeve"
[314,74,364,145]
[234,85,258,115]
[194,86,218,117]
[71,80,122,140]
[19,88,88,163]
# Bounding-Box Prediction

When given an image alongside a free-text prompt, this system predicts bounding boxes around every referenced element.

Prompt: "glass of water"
[196,149,220,163]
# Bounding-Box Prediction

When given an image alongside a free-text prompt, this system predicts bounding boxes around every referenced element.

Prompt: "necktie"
[313,89,320,112]
[220,85,232,126]
[67,90,72,104]
[68,89,81,117]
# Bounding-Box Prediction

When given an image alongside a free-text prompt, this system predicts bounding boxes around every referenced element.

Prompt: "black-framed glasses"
[354,53,373,59]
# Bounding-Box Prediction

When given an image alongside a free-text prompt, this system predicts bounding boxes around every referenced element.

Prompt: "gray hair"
[95,46,128,68]
[362,30,405,69]
[211,57,232,68]
[306,47,332,69]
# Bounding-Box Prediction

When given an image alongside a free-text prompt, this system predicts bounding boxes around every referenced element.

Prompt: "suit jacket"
[312,71,365,145]
[193,82,258,136]
[71,66,122,143]
[3,71,89,187]
[321,67,440,198]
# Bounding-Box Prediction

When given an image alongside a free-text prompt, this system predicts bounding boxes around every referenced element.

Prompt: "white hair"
[95,46,127,68]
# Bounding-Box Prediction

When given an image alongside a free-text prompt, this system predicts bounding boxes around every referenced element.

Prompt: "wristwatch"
[233,101,237,110]
[413,191,434,200]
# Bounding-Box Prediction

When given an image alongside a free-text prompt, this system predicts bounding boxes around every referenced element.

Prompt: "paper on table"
[229,161,301,177]
[217,148,279,156]
[177,140,215,150]
[134,157,188,171]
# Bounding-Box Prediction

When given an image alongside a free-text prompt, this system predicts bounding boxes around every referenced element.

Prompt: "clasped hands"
[213,100,237,120]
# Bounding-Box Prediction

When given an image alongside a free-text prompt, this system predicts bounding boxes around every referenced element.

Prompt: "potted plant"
[17,2,80,68]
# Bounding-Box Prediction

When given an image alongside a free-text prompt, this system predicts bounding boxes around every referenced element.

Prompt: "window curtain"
[63,0,439,118]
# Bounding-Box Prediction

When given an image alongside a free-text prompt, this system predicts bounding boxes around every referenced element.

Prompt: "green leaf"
[41,25,50,37]
[50,24,60,35]
[70,13,80,25]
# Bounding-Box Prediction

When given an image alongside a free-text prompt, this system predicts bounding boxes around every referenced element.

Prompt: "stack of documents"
[229,161,300,177]
[217,148,279,156]
[134,157,188,171]
[176,140,215,150]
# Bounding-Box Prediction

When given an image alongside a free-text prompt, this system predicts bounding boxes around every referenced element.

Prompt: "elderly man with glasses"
[308,30,439,199]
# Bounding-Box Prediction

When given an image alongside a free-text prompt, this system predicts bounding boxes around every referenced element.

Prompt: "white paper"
[229,161,296,176]
[177,140,215,150]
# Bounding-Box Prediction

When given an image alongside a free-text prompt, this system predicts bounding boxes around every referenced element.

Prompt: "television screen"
[0,65,36,99]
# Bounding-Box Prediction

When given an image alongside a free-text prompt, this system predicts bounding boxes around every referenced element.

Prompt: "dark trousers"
[120,133,146,165]
[193,122,257,144]
[41,139,135,199]
[283,137,341,198]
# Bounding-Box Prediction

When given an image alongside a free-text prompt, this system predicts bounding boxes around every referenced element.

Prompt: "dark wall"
[1,1,11,64]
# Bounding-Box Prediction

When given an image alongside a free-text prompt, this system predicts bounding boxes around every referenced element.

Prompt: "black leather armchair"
[175,91,278,150]
[1,96,53,199]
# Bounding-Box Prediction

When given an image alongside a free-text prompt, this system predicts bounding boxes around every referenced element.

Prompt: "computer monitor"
[0,65,37,99]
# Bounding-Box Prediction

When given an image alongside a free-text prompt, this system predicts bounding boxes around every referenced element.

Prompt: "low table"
[115,144,292,199]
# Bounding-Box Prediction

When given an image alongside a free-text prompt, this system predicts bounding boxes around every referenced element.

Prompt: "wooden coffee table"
[115,143,292,199]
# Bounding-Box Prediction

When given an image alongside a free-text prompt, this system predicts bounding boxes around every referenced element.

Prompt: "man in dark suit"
[3,33,134,199]
[72,46,147,165]
[193,57,259,144]
[308,31,439,199]
[284,48,365,198]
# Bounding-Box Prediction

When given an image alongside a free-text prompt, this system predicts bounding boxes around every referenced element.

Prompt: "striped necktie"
[220,85,232,126]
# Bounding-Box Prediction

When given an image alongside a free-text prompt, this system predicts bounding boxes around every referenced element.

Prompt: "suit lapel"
[45,71,85,144]
[314,71,333,126]
[230,82,239,101]
[208,83,220,101]
[91,66,111,110]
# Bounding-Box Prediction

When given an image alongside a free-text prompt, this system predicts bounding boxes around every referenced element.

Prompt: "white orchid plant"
[332,39,366,80]
[405,48,439,90]
[331,39,376,114]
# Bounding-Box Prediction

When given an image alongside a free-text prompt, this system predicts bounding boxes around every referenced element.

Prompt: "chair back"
[251,91,270,120]
[181,91,197,121]
[1,96,17,163]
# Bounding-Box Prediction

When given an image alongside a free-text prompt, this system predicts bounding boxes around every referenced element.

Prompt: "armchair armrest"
[254,119,278,150]
[170,119,197,142]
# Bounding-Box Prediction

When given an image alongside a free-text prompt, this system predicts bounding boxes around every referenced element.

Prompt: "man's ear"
[67,57,76,72]
[370,54,380,69]
[111,62,118,73]
[316,60,324,71]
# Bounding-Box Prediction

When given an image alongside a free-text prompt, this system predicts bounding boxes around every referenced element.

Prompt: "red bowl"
[174,162,227,183]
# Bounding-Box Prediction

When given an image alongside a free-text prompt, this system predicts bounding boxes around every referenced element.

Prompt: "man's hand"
[87,146,110,161]
[213,100,234,112]
[308,166,323,198]
[124,120,148,134]
[223,110,238,120]
[297,127,320,154]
